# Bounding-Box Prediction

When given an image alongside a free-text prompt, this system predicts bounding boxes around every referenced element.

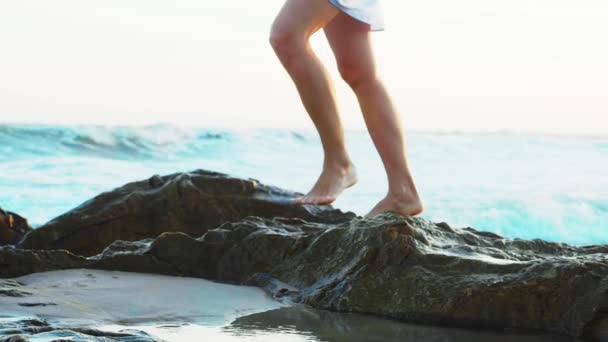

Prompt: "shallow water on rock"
[98,307,578,341]
[0,270,577,341]
[0,270,283,327]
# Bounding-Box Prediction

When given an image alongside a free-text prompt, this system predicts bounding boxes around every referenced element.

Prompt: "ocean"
[1,123,606,246]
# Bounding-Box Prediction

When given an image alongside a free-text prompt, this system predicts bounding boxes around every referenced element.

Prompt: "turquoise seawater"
[1,123,606,246]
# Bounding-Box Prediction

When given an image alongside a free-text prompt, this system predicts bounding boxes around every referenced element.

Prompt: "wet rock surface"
[0,208,31,246]
[83,215,608,339]
[2,170,608,340]
[0,317,159,342]
[18,170,354,257]
[0,246,85,278]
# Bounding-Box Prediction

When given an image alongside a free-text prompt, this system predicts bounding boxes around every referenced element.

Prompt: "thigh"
[272,0,340,39]
[323,13,376,71]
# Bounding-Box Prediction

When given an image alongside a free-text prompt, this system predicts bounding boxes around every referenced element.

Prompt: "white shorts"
[328,0,384,31]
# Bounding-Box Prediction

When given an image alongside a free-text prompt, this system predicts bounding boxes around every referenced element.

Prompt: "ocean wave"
[0,124,228,160]
[2,124,606,245]
[0,124,322,160]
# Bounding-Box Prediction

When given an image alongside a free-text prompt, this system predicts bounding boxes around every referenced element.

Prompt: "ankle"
[323,157,355,173]
[387,185,420,202]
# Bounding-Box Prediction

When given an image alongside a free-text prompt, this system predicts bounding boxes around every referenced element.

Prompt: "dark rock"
[5,170,608,338]
[0,318,53,337]
[0,246,86,278]
[245,273,300,299]
[0,208,32,246]
[17,303,57,307]
[83,214,608,338]
[586,316,608,342]
[0,289,31,298]
[0,280,31,297]
[0,317,159,341]
[0,335,29,342]
[19,170,355,256]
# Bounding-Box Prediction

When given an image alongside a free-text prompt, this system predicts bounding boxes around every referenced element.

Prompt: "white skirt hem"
[328,0,385,31]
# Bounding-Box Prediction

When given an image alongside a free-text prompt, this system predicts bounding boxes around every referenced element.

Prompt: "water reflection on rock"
[227,306,576,342]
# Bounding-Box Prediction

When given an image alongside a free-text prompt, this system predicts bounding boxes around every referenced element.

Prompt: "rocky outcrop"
[80,215,608,339]
[0,247,85,278]
[3,170,608,340]
[0,208,31,246]
[18,170,355,256]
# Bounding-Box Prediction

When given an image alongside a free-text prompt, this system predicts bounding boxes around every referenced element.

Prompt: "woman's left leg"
[323,13,423,217]
[270,0,358,206]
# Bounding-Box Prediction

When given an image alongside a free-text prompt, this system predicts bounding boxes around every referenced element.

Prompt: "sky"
[0,0,606,134]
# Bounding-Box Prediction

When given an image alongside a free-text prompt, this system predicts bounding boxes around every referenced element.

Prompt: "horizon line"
[1,121,607,139]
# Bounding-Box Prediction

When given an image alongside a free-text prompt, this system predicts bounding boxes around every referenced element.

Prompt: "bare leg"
[270,0,358,205]
[324,13,423,217]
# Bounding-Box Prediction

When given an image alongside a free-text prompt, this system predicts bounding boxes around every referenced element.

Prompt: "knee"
[269,24,307,64]
[337,61,377,90]
[268,26,289,54]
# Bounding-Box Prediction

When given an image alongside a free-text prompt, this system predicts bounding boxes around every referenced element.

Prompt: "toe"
[295,193,338,206]
[294,196,307,205]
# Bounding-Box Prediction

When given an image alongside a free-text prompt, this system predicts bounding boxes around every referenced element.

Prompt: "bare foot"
[365,192,424,218]
[295,163,358,205]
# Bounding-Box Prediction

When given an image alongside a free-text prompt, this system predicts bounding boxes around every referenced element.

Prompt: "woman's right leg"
[270,0,358,206]
[323,13,423,218]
